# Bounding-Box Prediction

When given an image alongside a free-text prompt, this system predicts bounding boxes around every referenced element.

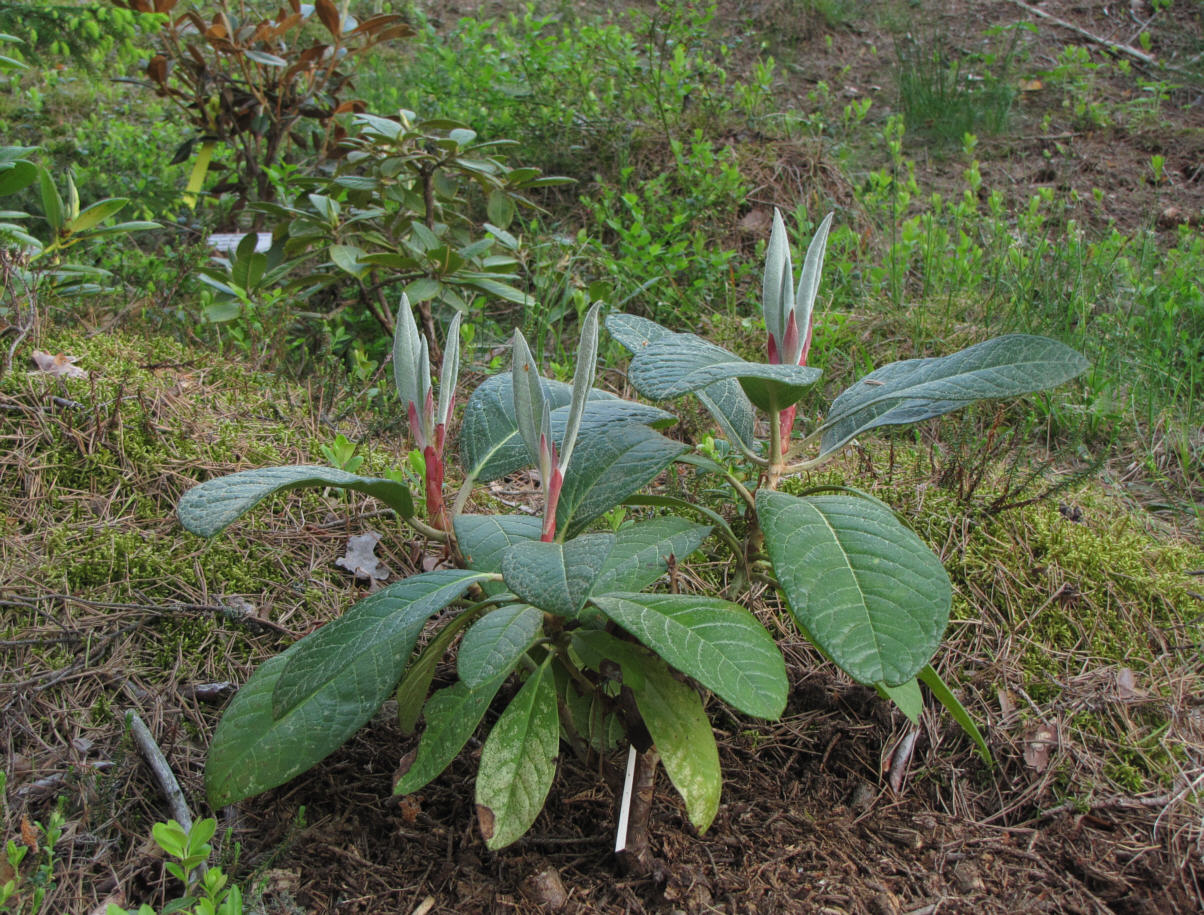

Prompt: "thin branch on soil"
[1029,793,1175,822]
[126,709,196,835]
[1006,0,1156,66]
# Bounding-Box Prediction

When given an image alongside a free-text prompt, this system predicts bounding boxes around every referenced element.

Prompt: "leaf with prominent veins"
[457,604,543,687]
[205,569,490,807]
[627,335,820,412]
[590,592,787,719]
[178,465,414,537]
[459,374,673,483]
[819,335,1089,456]
[758,490,950,687]
[272,569,492,718]
[606,313,756,448]
[475,658,559,849]
[502,534,615,618]
[555,423,688,539]
[590,517,710,595]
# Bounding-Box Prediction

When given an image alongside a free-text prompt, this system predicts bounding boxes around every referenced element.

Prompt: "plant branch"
[407,514,449,542]
[450,473,478,521]
[766,406,785,489]
[126,708,204,884]
[1006,0,1156,66]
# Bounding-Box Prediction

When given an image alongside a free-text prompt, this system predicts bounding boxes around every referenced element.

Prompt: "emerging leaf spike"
[793,212,834,345]
[437,312,462,431]
[766,332,780,366]
[392,293,424,411]
[799,316,814,367]
[511,330,546,465]
[558,302,602,475]
[782,311,802,367]
[407,400,425,450]
[422,386,436,448]
[541,466,563,542]
[762,208,794,346]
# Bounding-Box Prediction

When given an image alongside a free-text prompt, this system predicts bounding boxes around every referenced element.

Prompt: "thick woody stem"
[615,749,661,877]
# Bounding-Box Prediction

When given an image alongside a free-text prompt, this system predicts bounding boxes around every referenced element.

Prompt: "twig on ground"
[1006,0,1156,66]
[126,709,194,834]
[1029,792,1174,823]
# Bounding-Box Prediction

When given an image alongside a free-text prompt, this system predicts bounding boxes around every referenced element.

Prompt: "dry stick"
[126,710,194,834]
[1006,0,1156,66]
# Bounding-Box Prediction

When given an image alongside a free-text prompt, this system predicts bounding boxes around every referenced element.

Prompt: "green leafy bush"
[370,2,773,181]
[208,110,567,348]
[0,2,154,70]
[109,0,409,210]
[178,210,1085,849]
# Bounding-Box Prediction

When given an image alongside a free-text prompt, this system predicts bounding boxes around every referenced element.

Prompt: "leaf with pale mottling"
[475,659,559,849]
[395,676,507,794]
[502,535,614,618]
[458,604,543,687]
[819,335,1089,456]
[571,631,720,832]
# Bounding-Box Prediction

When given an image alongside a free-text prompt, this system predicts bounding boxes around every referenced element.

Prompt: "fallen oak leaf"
[1023,722,1060,773]
[335,530,390,582]
[31,350,88,379]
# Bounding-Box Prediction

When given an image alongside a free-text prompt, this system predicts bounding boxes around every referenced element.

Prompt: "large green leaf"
[395,609,480,735]
[591,517,710,595]
[459,374,673,482]
[606,313,755,448]
[556,424,688,539]
[502,534,615,617]
[0,159,37,196]
[457,604,543,687]
[38,167,62,232]
[626,335,820,412]
[590,593,787,719]
[395,676,507,794]
[572,631,720,832]
[178,465,414,538]
[475,658,559,849]
[272,570,488,717]
[454,514,542,595]
[818,335,1089,456]
[758,490,951,687]
[205,645,312,806]
[64,197,127,235]
[206,570,488,806]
